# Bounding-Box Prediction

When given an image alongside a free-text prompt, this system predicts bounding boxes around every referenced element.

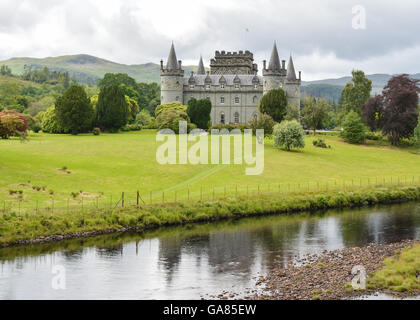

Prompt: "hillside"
[0,54,198,85]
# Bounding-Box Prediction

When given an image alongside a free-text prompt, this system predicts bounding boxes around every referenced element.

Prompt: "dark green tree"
[96,85,129,131]
[55,85,93,134]
[187,98,212,129]
[301,96,330,135]
[259,88,288,123]
[341,111,366,144]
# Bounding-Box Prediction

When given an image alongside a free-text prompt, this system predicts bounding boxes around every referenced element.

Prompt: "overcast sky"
[0,0,419,80]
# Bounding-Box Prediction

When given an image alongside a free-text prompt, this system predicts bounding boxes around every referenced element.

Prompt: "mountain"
[0,54,198,85]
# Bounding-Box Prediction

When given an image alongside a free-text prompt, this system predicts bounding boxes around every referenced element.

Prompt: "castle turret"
[284,55,301,108]
[197,56,205,75]
[263,42,285,95]
[160,42,184,104]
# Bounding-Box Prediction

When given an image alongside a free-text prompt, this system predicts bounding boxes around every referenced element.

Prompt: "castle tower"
[284,55,301,107]
[197,56,206,75]
[263,42,285,95]
[160,42,184,104]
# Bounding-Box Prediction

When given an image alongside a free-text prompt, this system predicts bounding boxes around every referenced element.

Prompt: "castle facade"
[160,42,301,126]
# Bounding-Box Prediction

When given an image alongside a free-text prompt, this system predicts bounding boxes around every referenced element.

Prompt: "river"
[1,202,419,300]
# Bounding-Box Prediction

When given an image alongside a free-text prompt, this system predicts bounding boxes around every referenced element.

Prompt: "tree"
[362,95,385,132]
[41,106,68,134]
[55,85,93,134]
[187,98,212,129]
[0,110,28,139]
[125,95,140,123]
[273,120,305,151]
[301,96,330,135]
[249,113,276,136]
[136,109,153,127]
[259,88,288,123]
[0,65,12,76]
[341,111,366,144]
[96,85,129,131]
[284,103,300,122]
[341,70,372,116]
[155,102,187,117]
[382,75,420,145]
[414,114,420,148]
[156,107,191,134]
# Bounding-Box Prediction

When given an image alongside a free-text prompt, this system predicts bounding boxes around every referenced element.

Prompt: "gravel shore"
[226,240,420,300]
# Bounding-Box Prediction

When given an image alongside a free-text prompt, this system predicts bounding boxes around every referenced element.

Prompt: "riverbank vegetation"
[367,243,420,294]
[2,185,420,247]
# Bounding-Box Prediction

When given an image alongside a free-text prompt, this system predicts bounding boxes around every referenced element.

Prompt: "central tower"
[210,50,258,75]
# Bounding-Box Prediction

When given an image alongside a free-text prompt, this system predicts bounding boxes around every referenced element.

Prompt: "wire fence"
[2,175,420,216]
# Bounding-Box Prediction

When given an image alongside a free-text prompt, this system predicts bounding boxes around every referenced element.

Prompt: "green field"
[1,130,420,212]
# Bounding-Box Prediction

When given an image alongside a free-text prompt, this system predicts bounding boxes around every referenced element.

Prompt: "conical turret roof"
[268,42,281,71]
[166,42,179,71]
[286,55,297,81]
[197,56,205,75]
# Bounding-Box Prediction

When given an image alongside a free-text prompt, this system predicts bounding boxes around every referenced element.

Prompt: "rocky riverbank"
[218,240,420,300]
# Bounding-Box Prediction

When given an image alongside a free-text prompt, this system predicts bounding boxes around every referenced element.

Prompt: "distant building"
[160,42,301,125]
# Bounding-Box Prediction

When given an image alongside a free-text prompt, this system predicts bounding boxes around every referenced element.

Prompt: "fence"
[2,175,420,215]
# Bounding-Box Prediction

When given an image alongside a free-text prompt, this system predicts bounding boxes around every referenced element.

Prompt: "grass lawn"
[1,129,420,211]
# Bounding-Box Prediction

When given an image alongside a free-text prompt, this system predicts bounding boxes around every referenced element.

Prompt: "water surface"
[1,203,420,300]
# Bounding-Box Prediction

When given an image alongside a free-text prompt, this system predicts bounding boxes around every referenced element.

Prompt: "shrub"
[313,139,330,149]
[273,120,305,151]
[341,111,366,144]
[41,106,68,134]
[187,98,212,129]
[32,123,42,133]
[248,113,276,136]
[136,109,152,126]
[209,123,250,132]
[156,103,191,134]
[155,102,187,117]
[0,110,29,139]
[92,127,101,136]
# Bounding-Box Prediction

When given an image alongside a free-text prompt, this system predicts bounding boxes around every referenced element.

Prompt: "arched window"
[235,97,240,104]
[253,96,258,103]
[176,96,179,101]
[220,96,225,104]
[234,112,240,124]
[220,112,225,124]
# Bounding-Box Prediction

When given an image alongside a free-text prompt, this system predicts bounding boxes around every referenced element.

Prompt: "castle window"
[190,85,195,89]
[206,84,211,89]
[221,84,225,89]
[235,84,240,89]
[176,96,179,101]
[234,112,240,124]
[253,96,258,103]
[206,96,210,100]
[220,97,225,104]
[220,112,225,124]
[235,97,240,104]
[254,84,258,89]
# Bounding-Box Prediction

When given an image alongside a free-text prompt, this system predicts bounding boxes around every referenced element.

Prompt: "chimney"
[178,60,182,70]
[160,60,164,70]
[299,71,302,80]
[282,60,286,70]
[263,60,266,70]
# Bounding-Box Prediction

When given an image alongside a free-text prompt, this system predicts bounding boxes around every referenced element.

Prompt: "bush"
[341,111,366,144]
[248,113,276,136]
[365,131,382,141]
[209,123,250,132]
[136,109,152,126]
[0,110,29,139]
[155,102,187,117]
[92,127,101,136]
[312,139,330,148]
[41,106,68,134]
[156,107,190,134]
[121,124,142,132]
[187,98,212,129]
[32,123,42,133]
[273,120,305,151]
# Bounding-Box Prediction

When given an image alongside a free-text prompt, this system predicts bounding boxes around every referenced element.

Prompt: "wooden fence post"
[137,190,140,207]
[122,192,125,208]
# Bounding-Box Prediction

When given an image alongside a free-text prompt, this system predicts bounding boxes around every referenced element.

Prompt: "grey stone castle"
[160,42,301,125]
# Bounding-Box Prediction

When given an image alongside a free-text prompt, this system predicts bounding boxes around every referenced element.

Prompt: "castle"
[160,42,301,126]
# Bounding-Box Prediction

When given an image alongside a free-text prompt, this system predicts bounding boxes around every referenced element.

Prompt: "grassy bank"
[2,131,420,212]
[1,185,420,247]
[367,243,420,294]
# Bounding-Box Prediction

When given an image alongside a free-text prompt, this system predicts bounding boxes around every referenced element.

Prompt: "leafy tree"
[0,110,28,139]
[125,95,140,123]
[362,95,385,132]
[155,102,187,117]
[96,85,129,131]
[156,108,190,134]
[136,109,153,127]
[187,98,212,129]
[273,120,305,151]
[41,106,68,134]
[259,88,288,123]
[0,65,12,76]
[341,70,372,116]
[382,75,420,145]
[301,96,330,135]
[55,85,93,134]
[98,73,139,101]
[414,114,420,148]
[248,113,276,136]
[341,111,366,144]
[138,82,161,115]
[284,103,300,122]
